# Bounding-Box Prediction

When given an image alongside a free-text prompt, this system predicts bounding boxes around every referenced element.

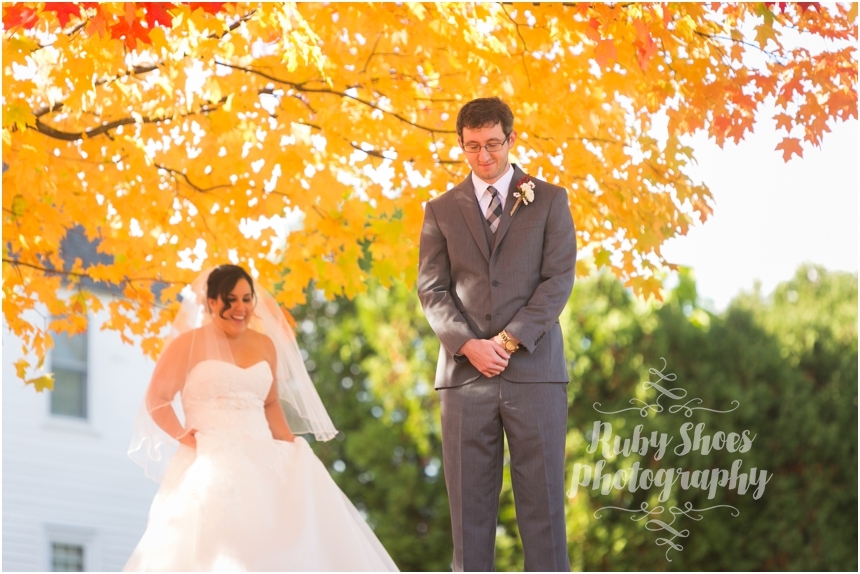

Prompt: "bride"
[124,264,398,571]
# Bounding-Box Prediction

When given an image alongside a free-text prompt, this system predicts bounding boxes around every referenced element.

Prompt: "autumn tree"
[2,2,857,387]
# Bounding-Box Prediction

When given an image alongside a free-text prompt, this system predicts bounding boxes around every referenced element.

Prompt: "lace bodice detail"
[182,360,274,441]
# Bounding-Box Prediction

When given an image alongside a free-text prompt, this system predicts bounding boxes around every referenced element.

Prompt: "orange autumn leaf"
[775,137,804,161]
[594,40,618,69]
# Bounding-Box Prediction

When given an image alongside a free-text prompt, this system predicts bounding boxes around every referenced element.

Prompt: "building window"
[50,327,88,419]
[51,542,84,572]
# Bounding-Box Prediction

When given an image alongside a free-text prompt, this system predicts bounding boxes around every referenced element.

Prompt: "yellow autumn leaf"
[14,358,29,380]
[27,374,55,393]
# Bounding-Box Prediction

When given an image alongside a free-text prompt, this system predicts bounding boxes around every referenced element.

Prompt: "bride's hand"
[178,428,198,449]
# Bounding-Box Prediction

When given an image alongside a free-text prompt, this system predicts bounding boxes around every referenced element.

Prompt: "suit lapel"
[491,164,527,253]
[454,177,491,263]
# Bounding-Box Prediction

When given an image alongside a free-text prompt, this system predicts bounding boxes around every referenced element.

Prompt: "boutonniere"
[510,175,535,216]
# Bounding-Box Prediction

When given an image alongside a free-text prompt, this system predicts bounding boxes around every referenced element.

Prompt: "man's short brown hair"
[456,97,514,141]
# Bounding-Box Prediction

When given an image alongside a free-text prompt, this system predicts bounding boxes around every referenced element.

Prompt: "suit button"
[491,280,500,287]
[485,314,492,321]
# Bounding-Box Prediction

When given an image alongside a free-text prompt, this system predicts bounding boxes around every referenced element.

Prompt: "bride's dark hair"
[207,264,256,318]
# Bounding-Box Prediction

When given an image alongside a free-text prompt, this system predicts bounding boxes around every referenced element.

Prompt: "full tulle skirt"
[124,435,398,572]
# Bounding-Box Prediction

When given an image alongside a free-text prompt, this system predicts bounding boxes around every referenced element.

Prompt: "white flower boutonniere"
[510,175,535,216]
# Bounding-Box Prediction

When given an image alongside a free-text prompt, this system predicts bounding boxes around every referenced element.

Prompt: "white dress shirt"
[472,165,515,214]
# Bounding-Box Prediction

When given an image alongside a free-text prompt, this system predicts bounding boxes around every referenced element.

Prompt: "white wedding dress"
[124,360,398,571]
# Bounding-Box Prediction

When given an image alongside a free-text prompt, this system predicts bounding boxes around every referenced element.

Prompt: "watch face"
[505,341,517,351]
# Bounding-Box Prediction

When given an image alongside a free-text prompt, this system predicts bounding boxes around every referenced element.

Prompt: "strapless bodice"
[182,360,273,441]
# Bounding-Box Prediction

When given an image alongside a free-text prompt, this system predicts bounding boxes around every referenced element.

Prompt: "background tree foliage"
[559,264,857,571]
[3,2,857,387]
[292,265,857,571]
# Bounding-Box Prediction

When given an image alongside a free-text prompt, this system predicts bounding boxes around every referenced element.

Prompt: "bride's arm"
[148,401,197,448]
[146,332,197,448]
[262,336,296,442]
[264,382,296,442]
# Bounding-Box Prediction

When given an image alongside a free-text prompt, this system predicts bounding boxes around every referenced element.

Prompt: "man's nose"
[478,147,491,160]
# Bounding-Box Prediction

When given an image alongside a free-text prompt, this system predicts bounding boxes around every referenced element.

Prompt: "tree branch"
[360,34,382,74]
[94,64,160,88]
[216,60,456,134]
[500,3,533,88]
[154,163,233,193]
[530,132,621,146]
[31,98,228,142]
[349,142,387,159]
[1,257,168,284]
[694,31,786,64]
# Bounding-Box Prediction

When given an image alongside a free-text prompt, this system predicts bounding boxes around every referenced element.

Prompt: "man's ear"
[508,130,518,147]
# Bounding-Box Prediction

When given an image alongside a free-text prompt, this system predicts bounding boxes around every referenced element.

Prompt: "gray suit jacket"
[418,164,577,389]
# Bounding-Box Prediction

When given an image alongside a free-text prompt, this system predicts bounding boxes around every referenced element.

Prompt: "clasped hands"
[459,332,521,378]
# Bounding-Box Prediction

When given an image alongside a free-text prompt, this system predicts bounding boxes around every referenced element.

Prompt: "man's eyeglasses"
[462,134,510,154]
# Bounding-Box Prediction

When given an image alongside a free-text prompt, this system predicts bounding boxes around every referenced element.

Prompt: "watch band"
[499,330,520,352]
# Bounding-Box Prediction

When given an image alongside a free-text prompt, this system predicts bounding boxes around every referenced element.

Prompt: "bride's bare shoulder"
[247,329,275,347]
[172,328,204,346]
[246,329,276,360]
[160,328,203,357]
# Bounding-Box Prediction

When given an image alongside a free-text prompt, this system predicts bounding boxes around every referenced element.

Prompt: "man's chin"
[473,162,509,183]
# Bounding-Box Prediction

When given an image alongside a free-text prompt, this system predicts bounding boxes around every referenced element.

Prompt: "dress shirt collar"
[472,164,515,210]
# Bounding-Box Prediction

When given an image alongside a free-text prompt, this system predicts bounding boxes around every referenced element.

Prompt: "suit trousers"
[440,377,570,572]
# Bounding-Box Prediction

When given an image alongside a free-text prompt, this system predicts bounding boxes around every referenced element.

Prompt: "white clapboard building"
[3,296,160,571]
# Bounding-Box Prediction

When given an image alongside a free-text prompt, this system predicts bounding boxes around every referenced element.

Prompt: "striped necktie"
[485,186,502,233]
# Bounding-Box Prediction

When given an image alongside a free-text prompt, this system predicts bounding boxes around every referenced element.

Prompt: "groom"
[418,97,576,571]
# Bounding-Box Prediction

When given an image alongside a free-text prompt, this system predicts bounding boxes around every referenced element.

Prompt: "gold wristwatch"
[498,330,520,353]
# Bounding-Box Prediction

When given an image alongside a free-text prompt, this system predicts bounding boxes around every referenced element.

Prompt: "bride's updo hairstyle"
[207,264,256,319]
